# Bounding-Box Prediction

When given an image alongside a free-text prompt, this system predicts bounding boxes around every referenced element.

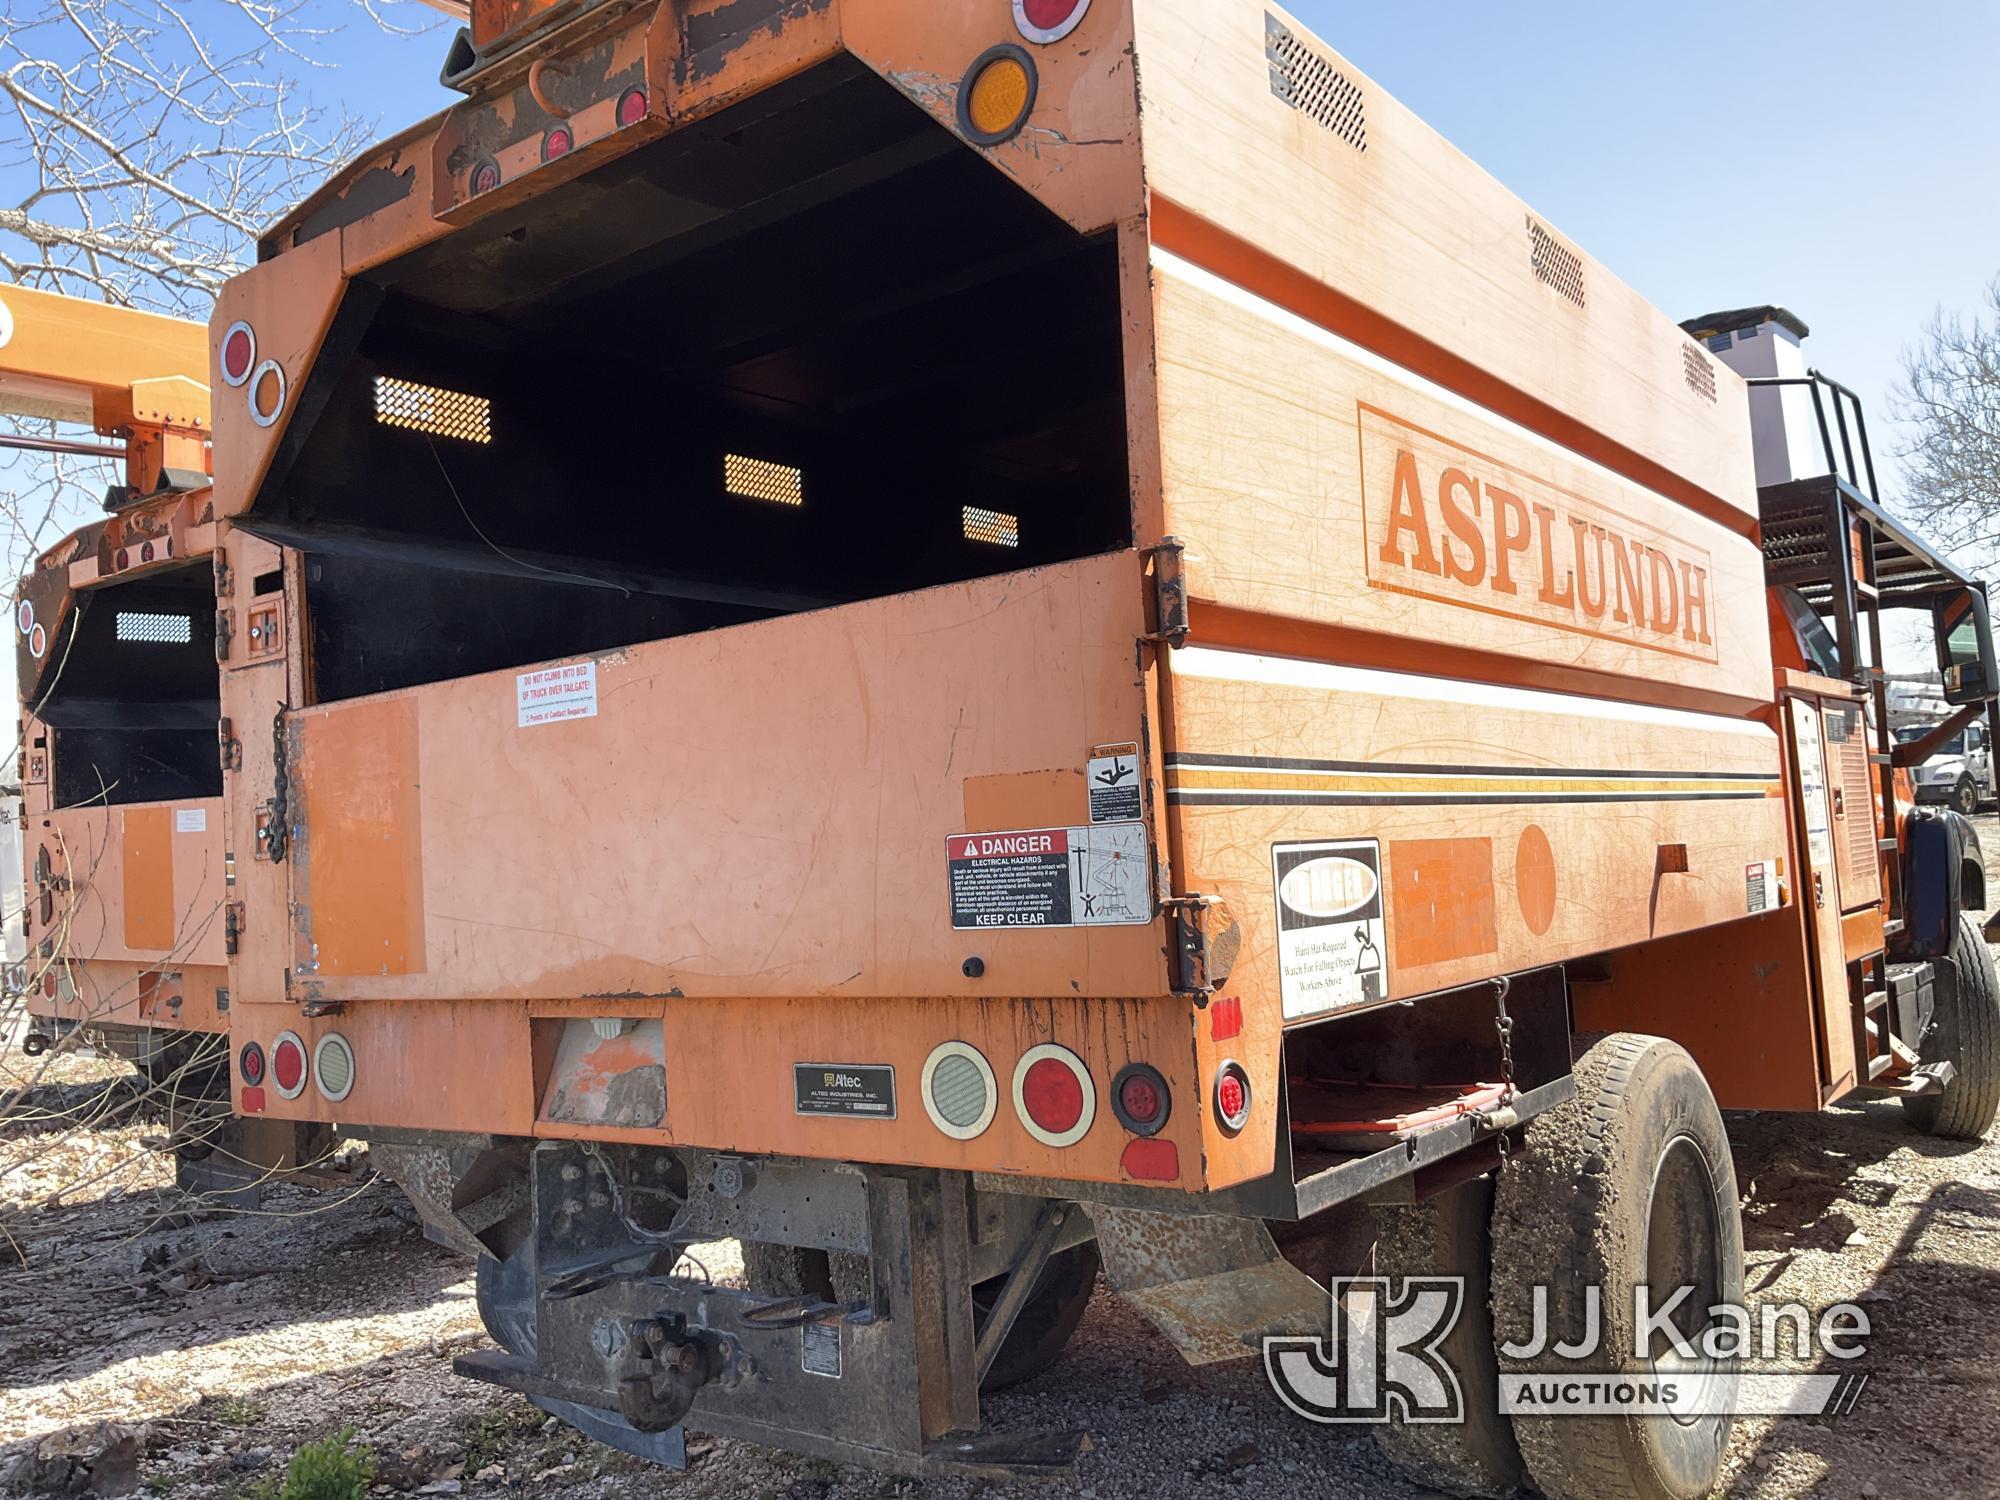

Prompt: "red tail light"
[1213,1059,1251,1134]
[470,159,501,196]
[220,322,256,387]
[616,88,648,128]
[1112,1062,1170,1136]
[1016,0,1090,43]
[238,1041,266,1087]
[541,126,573,162]
[1013,1044,1095,1147]
[271,1031,308,1099]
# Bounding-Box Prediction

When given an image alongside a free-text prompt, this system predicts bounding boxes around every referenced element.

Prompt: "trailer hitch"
[606,1315,731,1433]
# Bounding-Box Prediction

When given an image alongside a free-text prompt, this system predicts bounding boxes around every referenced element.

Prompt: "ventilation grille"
[1682,343,1718,403]
[116,610,193,644]
[374,376,492,444]
[1265,13,1367,152]
[1824,704,1882,910]
[1526,217,1586,308]
[963,506,1020,548]
[724,454,804,507]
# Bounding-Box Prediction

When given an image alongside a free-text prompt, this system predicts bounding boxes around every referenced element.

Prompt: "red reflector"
[241,1086,266,1114]
[542,126,573,162]
[239,1041,266,1086]
[140,541,155,562]
[1210,995,1243,1042]
[1121,1136,1179,1182]
[1118,1071,1161,1125]
[1022,1057,1083,1133]
[616,88,648,128]
[272,1038,305,1092]
[1217,1072,1244,1119]
[223,329,253,381]
[470,159,500,195]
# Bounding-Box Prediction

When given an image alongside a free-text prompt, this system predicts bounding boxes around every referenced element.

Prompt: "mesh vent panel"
[724,454,804,506]
[1265,13,1367,152]
[1526,216,1587,308]
[374,376,493,444]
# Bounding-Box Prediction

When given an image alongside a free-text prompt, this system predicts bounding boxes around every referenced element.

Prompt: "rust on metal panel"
[1090,1207,1326,1364]
[292,162,417,245]
[681,0,832,84]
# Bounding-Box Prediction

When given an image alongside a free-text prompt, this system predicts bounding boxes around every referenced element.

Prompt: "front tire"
[1905,911,2000,1140]
[1490,1034,1742,1500]
[1955,775,1980,817]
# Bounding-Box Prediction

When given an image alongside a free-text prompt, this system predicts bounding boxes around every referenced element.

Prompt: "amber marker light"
[958,45,1037,147]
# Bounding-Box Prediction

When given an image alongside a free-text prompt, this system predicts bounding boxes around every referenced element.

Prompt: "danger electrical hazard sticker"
[947,823,1152,929]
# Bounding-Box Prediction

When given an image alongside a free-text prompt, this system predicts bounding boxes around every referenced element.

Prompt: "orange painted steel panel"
[228,992,1206,1190]
[120,807,175,952]
[1388,838,1497,970]
[1150,262,1773,715]
[285,552,1167,1007]
[1571,909,1823,1112]
[1132,0,1757,530]
[293,695,426,978]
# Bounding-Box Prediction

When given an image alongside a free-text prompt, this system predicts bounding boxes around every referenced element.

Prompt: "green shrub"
[247,1427,374,1500]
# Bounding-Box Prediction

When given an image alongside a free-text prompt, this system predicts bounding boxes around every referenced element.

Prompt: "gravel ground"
[5,822,1999,1500]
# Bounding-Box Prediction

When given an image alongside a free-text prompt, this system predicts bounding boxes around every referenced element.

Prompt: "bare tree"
[1896,275,2000,566]
[0,0,436,565]
[0,0,432,1230]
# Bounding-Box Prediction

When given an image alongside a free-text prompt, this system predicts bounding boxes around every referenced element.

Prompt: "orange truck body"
[25,0,1990,1482]
[7,287,230,1051]
[198,0,1817,1190]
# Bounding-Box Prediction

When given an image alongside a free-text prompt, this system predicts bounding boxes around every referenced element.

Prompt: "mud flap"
[1087,1208,1326,1364]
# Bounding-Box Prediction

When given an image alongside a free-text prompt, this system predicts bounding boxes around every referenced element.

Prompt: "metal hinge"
[1142,536,1189,648]
[214,608,233,662]
[224,902,244,956]
[214,550,234,598]
[218,716,241,772]
[1163,893,1240,998]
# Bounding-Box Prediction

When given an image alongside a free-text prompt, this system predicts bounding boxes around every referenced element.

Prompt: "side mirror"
[1935,587,1999,705]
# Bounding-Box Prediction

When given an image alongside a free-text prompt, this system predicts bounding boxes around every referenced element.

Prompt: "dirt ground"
[6,830,2000,1499]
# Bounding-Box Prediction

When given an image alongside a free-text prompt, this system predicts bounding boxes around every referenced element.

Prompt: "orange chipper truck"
[113,0,2000,1494]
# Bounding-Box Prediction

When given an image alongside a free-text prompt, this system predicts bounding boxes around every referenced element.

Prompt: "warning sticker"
[947,822,1151,929]
[517,661,598,728]
[174,808,207,834]
[1087,746,1142,824]
[1746,859,1776,914]
[802,1318,842,1378]
[1272,840,1387,1021]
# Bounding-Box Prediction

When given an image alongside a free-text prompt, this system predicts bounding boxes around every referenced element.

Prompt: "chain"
[1492,974,1516,1173]
[266,705,290,864]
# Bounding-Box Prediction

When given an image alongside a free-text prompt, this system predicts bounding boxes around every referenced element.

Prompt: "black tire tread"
[1908,911,2000,1139]
[1370,1177,1523,1498]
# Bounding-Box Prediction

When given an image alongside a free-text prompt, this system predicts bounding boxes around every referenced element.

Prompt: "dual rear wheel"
[1372,1033,1742,1500]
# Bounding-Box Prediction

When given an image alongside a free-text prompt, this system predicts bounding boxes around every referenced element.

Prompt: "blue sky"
[322,0,2000,492]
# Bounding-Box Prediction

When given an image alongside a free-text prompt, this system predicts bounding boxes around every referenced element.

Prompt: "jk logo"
[1264,1277,1466,1424]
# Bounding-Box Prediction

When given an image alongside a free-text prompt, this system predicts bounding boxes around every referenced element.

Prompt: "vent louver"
[1265,14,1367,152]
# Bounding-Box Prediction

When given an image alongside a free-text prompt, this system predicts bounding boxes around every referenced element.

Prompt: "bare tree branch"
[1894,274,2000,570]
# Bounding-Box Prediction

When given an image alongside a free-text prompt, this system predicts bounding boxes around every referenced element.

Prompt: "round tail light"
[271,1030,308,1099]
[1213,1059,1252,1134]
[922,1041,998,1140]
[238,1041,266,1087]
[541,126,573,162]
[616,88,649,128]
[1013,1043,1095,1147]
[1015,0,1091,44]
[220,321,256,387]
[1112,1062,1171,1136]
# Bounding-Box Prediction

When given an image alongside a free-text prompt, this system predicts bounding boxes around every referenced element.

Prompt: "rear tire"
[1370,1176,1523,1498]
[1490,1034,1742,1500]
[1905,911,2000,1140]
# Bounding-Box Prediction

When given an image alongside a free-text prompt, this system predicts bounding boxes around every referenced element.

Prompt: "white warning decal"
[174,808,207,834]
[1087,744,1142,824]
[947,822,1151,929]
[1272,839,1387,1020]
[517,660,598,728]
